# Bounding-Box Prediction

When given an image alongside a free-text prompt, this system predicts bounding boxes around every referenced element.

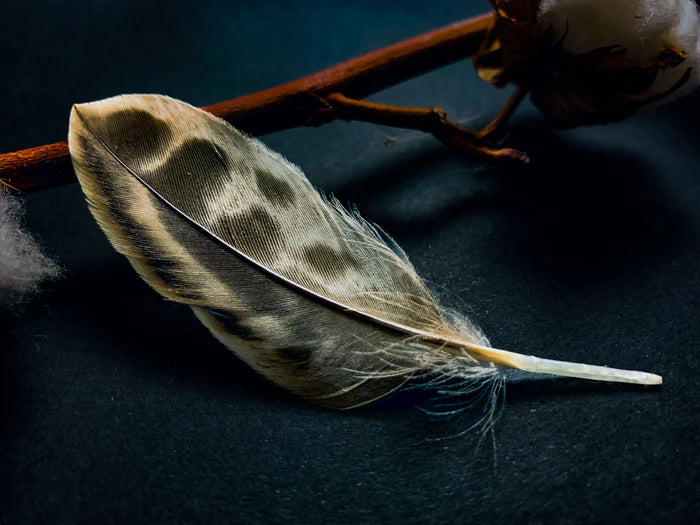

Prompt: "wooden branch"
[0,142,74,193]
[0,12,494,194]
[321,92,528,161]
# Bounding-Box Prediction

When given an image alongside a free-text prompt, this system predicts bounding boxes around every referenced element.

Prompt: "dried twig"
[0,12,528,194]
[321,92,528,161]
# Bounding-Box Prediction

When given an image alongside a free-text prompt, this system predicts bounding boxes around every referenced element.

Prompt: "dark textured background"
[2,1,699,523]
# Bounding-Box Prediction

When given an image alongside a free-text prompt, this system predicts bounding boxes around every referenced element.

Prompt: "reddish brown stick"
[0,12,494,194]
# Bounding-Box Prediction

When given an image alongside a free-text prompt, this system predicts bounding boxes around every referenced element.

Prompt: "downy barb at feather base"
[68,94,661,409]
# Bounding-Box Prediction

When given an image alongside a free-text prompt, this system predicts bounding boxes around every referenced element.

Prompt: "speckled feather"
[68,94,495,409]
[68,94,661,409]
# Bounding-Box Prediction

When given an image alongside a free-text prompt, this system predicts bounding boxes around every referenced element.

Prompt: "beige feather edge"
[67,94,661,410]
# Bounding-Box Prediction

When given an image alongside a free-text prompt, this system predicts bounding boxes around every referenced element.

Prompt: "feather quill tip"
[461,343,661,385]
[508,352,662,385]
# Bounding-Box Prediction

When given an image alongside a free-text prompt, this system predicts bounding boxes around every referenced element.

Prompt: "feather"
[67,94,661,409]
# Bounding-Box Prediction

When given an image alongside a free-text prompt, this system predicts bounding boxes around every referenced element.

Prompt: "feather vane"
[68,94,660,409]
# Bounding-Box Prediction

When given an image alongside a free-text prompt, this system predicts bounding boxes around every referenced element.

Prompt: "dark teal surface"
[2,1,699,523]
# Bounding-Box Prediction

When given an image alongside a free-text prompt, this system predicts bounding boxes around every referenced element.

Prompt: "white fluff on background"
[538,0,700,98]
[0,191,60,307]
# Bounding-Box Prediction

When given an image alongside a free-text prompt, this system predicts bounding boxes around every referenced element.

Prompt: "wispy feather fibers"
[68,94,661,409]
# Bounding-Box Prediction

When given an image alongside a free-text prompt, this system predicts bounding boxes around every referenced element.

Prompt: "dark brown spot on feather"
[303,242,360,278]
[231,205,283,256]
[107,109,174,154]
[278,346,312,371]
[148,257,202,301]
[254,168,296,206]
[146,137,230,187]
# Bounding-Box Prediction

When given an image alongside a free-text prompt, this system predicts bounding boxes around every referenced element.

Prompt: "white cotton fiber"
[0,191,60,307]
[538,0,700,99]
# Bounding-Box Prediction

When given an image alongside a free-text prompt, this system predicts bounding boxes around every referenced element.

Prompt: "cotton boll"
[474,0,700,126]
[538,0,700,99]
[0,191,60,308]
[538,0,681,58]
